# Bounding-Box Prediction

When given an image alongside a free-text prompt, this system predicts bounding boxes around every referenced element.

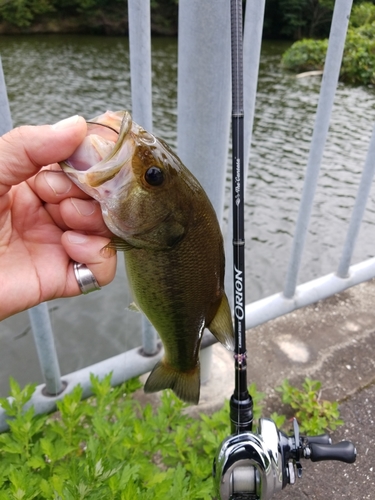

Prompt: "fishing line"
[86,121,119,134]
[229,0,253,435]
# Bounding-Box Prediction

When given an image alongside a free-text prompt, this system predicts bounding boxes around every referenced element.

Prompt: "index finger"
[31,167,94,203]
[0,115,87,196]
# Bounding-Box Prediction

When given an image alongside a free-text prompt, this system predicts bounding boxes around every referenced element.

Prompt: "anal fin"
[144,360,200,405]
[207,293,235,351]
[128,302,141,313]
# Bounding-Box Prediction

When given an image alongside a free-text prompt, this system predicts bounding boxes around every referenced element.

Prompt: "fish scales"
[125,200,224,370]
[60,110,234,404]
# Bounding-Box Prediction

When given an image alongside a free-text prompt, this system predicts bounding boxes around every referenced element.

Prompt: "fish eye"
[144,166,164,186]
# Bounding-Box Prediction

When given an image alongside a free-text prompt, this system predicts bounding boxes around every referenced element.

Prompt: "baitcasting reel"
[213,417,356,500]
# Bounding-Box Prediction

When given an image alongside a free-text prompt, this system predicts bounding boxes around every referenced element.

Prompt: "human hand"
[0,115,117,320]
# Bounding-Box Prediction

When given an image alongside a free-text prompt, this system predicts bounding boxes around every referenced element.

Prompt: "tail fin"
[144,360,200,405]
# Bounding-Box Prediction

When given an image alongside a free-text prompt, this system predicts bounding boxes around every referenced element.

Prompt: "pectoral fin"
[207,293,235,351]
[144,359,200,405]
[104,237,134,252]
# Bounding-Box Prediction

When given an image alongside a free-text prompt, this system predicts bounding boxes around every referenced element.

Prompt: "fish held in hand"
[60,110,234,404]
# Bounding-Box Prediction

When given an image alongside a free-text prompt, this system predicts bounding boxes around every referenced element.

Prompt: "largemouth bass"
[60,110,234,404]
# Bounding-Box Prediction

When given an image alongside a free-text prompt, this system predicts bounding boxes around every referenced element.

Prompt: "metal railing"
[1,0,374,432]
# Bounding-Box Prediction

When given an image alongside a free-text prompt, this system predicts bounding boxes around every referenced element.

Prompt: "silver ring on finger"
[73,262,101,294]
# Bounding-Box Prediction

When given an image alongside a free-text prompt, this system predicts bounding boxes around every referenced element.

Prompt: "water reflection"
[3,35,132,125]
[0,35,375,392]
[151,37,178,140]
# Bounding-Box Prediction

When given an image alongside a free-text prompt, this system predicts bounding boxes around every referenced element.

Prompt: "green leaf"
[0,433,25,455]
[117,464,141,490]
[41,437,75,462]
[39,478,53,497]
[270,412,286,429]
[27,454,46,470]
[170,463,189,496]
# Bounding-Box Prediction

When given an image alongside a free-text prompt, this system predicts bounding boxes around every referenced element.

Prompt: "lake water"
[0,35,374,394]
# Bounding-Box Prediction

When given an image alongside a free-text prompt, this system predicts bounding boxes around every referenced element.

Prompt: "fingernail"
[67,231,88,244]
[100,244,116,259]
[44,171,72,195]
[71,198,96,216]
[51,115,80,131]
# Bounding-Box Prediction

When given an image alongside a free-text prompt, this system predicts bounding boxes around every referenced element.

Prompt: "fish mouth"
[60,110,161,240]
[60,110,136,198]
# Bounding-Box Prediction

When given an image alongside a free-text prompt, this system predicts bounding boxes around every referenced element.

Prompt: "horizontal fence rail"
[246,258,375,330]
[1,0,375,432]
[0,333,217,432]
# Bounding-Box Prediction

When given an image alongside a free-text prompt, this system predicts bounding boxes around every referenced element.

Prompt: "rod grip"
[230,0,243,114]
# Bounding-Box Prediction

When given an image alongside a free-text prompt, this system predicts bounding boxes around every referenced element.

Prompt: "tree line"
[0,0,178,34]
[0,0,374,38]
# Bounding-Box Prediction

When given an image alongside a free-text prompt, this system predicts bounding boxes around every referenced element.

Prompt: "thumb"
[0,115,87,195]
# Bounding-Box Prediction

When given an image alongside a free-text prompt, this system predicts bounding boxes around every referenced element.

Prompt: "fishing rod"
[228,0,253,435]
[212,2,356,498]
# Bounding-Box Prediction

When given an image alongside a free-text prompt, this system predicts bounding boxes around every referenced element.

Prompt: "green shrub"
[281,38,328,72]
[340,23,375,85]
[281,2,375,85]
[275,378,343,435]
[0,375,217,498]
[349,1,375,28]
[0,376,268,499]
[0,375,343,497]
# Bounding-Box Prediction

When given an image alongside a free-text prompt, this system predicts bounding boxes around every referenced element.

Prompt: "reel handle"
[307,441,357,463]
[302,434,331,445]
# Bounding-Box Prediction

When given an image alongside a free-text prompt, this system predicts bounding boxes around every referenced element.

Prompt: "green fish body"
[60,110,234,404]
